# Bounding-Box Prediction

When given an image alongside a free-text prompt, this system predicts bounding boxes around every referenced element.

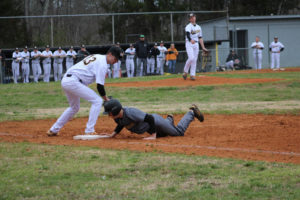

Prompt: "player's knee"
[71,104,80,113]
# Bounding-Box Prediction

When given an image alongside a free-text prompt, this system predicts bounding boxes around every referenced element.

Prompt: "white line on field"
[121,141,300,157]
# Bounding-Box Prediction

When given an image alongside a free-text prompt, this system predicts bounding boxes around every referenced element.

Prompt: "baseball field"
[0,68,300,199]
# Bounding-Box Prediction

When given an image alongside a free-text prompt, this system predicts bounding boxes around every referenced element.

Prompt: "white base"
[73,134,110,140]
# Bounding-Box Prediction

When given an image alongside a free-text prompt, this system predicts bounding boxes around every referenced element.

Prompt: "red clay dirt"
[1,68,300,164]
[0,114,299,164]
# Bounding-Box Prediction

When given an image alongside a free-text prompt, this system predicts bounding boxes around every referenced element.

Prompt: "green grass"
[1,71,300,121]
[0,142,299,200]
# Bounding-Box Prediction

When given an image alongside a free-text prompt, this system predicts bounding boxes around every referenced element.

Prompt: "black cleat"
[182,73,187,80]
[189,104,204,122]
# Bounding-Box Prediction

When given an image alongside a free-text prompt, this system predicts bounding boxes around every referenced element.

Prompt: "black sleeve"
[269,48,272,51]
[144,114,156,134]
[186,32,191,41]
[97,84,106,97]
[114,124,124,134]
[280,48,284,52]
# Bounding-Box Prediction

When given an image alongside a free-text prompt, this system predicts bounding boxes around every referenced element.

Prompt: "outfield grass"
[0,71,300,121]
[0,142,299,200]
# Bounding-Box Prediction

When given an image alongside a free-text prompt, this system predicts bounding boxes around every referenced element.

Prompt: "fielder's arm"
[199,38,208,52]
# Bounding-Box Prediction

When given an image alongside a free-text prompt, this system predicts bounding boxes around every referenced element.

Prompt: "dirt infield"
[0,114,299,164]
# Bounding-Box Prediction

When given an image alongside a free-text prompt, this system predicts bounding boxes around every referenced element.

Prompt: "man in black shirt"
[135,35,149,76]
[76,44,90,63]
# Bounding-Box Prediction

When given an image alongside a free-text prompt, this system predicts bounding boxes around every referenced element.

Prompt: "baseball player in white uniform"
[41,45,52,82]
[21,46,30,83]
[269,36,285,70]
[12,48,22,84]
[157,41,167,75]
[125,44,135,78]
[53,47,66,81]
[183,13,208,80]
[112,42,122,78]
[251,36,264,70]
[30,46,42,83]
[66,46,77,70]
[47,46,123,136]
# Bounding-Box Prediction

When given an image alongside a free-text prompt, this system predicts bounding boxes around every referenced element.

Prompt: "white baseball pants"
[50,74,103,134]
[147,58,155,74]
[271,53,280,69]
[12,62,20,83]
[126,59,135,78]
[32,62,42,82]
[53,62,63,81]
[113,61,121,78]
[156,57,165,75]
[66,61,74,70]
[43,62,51,82]
[184,42,199,76]
[21,63,30,83]
[253,53,262,70]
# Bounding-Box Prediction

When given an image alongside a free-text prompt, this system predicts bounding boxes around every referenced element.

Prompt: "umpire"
[135,35,149,76]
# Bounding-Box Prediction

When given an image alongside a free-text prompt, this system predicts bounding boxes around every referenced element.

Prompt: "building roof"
[230,15,300,21]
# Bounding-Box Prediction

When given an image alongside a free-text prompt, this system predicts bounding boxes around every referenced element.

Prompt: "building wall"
[229,18,300,68]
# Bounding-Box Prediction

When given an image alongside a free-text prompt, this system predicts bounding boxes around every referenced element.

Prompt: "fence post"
[50,17,54,46]
[112,15,115,44]
[215,42,219,67]
[170,13,174,42]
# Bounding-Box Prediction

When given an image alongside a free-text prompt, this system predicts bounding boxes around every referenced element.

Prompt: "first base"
[73,135,110,140]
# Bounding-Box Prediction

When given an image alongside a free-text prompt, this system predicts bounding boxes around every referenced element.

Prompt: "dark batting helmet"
[107,46,123,60]
[103,99,122,116]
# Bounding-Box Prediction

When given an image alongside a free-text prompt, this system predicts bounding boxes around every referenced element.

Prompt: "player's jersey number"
[83,55,96,65]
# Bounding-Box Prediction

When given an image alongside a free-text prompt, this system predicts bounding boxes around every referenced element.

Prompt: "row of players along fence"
[0,47,269,84]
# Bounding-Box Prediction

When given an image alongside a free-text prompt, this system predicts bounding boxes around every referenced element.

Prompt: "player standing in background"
[47,46,122,136]
[251,36,264,70]
[269,36,285,71]
[12,48,22,84]
[41,45,52,82]
[31,46,42,83]
[183,13,208,81]
[53,47,66,81]
[125,43,135,78]
[147,43,160,75]
[66,46,77,70]
[76,45,90,63]
[156,41,167,75]
[166,43,178,73]
[21,46,30,83]
[112,42,123,78]
[135,35,149,77]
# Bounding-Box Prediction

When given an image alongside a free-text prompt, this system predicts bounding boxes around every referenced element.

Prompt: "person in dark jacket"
[146,43,160,75]
[76,44,90,63]
[135,35,149,76]
[225,50,240,70]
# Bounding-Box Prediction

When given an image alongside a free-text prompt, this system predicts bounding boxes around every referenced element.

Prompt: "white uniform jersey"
[21,51,30,63]
[251,42,264,54]
[157,46,167,58]
[53,50,66,64]
[42,50,52,63]
[125,48,135,59]
[269,41,284,52]
[31,51,42,63]
[66,50,77,62]
[12,52,22,63]
[185,23,202,42]
[66,54,108,85]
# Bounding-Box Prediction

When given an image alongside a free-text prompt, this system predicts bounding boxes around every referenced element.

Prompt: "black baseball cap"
[58,46,62,50]
[81,44,85,48]
[154,43,158,46]
[15,47,19,50]
[108,46,123,60]
[24,46,28,49]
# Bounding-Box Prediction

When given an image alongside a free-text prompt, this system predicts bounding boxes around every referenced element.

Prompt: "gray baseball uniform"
[113,107,195,137]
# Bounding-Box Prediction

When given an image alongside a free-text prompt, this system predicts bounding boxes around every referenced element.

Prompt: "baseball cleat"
[47,130,59,137]
[189,104,204,122]
[182,73,187,80]
[190,76,196,81]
